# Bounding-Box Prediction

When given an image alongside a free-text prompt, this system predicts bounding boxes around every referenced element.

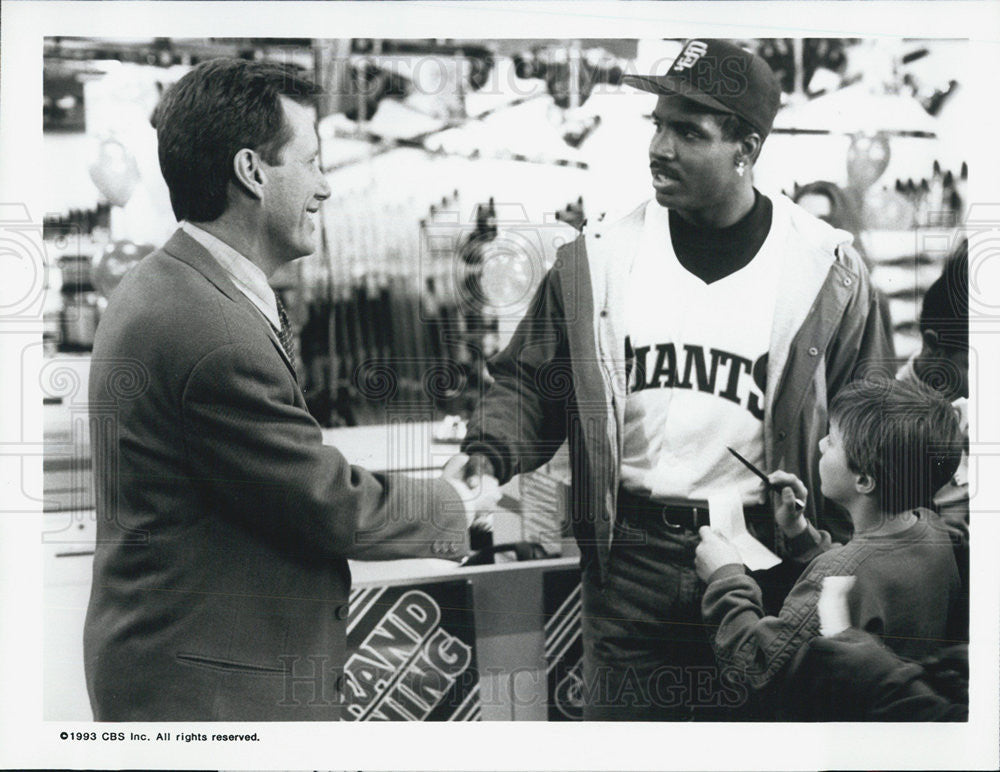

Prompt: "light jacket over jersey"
[463,196,895,582]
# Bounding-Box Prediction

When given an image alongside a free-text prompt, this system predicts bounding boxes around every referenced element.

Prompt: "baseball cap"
[623,39,782,138]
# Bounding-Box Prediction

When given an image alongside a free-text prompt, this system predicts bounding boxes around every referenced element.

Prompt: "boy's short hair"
[151,58,323,223]
[830,378,963,514]
[920,242,968,353]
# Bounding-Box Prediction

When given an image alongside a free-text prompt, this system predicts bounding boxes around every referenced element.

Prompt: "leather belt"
[617,489,711,532]
[617,488,770,533]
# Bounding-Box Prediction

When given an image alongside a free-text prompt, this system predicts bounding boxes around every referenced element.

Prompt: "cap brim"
[622,73,734,117]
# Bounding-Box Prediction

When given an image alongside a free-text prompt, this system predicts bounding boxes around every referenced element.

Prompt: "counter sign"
[544,568,584,721]
[343,582,480,721]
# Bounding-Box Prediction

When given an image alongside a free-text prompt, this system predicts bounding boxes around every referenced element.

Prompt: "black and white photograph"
[2,2,999,771]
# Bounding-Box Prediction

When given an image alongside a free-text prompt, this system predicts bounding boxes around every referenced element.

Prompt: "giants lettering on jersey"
[627,339,768,420]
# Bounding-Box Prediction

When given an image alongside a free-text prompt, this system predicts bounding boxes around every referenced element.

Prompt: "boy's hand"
[695,526,743,582]
[768,470,809,536]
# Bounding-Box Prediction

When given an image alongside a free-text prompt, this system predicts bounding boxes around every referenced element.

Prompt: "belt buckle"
[688,504,703,531]
[660,503,702,532]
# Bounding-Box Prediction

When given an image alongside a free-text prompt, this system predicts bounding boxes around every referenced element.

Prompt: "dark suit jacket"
[84,230,468,721]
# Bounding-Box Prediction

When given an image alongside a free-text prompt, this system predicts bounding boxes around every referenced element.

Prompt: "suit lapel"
[264,322,299,381]
[162,229,298,380]
[250,302,299,381]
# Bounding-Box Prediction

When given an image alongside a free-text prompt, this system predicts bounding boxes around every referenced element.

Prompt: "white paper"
[818,575,857,637]
[707,489,781,572]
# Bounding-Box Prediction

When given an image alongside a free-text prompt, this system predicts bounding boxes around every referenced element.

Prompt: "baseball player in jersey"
[445,39,893,720]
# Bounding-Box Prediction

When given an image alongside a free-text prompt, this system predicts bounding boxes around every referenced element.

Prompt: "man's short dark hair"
[152,58,323,223]
[830,378,962,515]
[920,241,968,353]
[717,113,758,144]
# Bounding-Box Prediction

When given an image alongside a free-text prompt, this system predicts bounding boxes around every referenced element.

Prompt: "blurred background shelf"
[42,37,968,425]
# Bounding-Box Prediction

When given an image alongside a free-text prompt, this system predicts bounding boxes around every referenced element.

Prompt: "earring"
[735,159,747,177]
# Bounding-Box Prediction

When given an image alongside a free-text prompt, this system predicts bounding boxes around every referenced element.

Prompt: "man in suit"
[84,58,492,721]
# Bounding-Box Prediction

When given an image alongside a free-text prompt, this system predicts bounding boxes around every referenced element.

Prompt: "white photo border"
[2,2,999,770]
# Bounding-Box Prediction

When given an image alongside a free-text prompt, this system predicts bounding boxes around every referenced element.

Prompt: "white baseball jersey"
[620,200,781,502]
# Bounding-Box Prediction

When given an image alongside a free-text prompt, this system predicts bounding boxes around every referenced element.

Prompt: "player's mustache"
[649,160,681,178]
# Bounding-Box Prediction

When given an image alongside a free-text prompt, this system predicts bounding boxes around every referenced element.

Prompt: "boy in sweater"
[694,378,963,707]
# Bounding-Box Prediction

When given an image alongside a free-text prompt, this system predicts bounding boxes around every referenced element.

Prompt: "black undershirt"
[668,190,773,284]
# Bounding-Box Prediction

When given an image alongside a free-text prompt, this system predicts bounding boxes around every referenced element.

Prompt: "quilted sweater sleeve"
[702,551,842,690]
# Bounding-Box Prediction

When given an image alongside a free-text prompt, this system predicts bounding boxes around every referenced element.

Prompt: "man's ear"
[233,148,266,200]
[740,132,763,167]
[855,472,877,496]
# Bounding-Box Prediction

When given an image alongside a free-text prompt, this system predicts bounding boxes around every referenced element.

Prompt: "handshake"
[441,453,503,528]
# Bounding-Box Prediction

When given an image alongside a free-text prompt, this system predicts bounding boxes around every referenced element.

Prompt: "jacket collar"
[162,228,245,305]
[179,221,280,330]
[161,229,298,378]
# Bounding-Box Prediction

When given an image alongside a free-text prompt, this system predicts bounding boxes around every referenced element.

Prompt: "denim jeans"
[579,505,750,721]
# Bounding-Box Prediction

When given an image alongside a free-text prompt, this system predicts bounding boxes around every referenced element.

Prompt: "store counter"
[319,423,581,721]
[345,554,583,721]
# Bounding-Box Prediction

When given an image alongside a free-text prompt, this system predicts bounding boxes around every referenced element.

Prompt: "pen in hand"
[727,446,806,511]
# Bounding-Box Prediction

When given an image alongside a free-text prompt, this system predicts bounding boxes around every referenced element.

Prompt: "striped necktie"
[274,293,297,369]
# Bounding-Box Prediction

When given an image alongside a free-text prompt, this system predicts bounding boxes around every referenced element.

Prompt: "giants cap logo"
[672,40,709,72]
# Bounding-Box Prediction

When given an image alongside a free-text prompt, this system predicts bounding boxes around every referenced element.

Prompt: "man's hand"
[442,453,501,527]
[767,470,809,537]
[694,526,743,582]
[443,452,496,484]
